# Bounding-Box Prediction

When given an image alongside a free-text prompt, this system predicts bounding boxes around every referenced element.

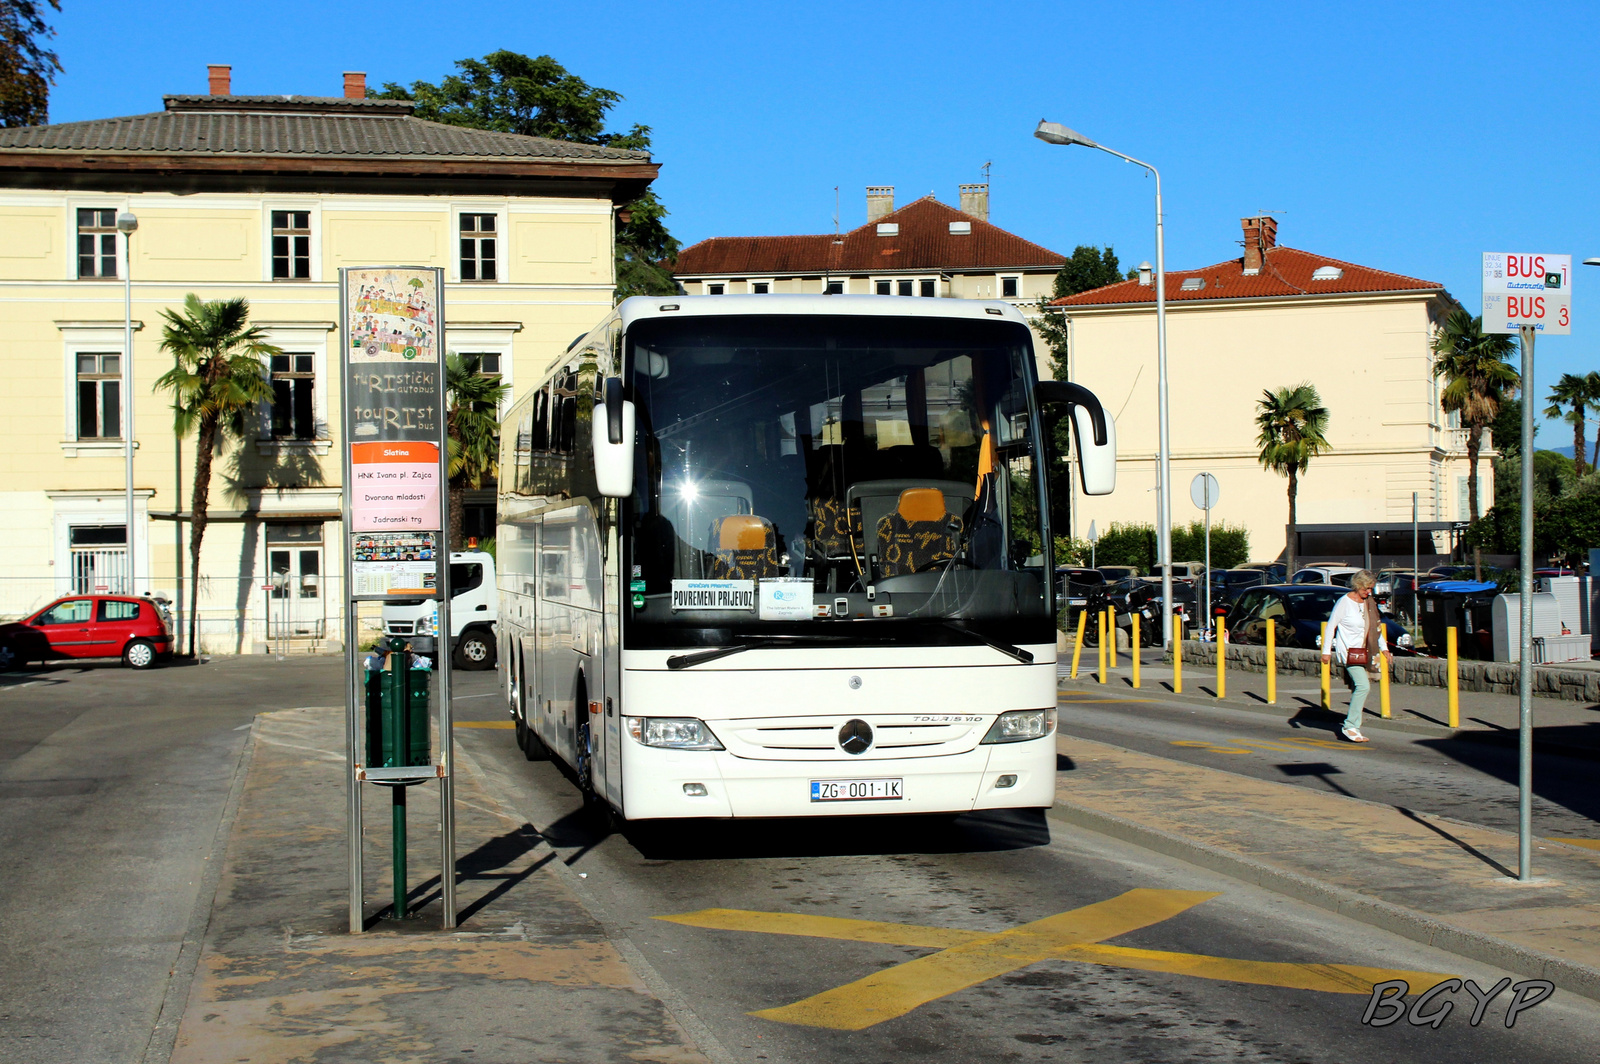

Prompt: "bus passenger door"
[600,519,623,806]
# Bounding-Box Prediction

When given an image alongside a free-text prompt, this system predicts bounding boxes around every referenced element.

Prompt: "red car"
[0,594,175,670]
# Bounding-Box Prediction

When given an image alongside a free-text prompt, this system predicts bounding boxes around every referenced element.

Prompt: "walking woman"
[1319,570,1386,742]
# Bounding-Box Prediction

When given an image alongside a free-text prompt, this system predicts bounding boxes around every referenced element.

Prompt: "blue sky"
[42,1,1600,443]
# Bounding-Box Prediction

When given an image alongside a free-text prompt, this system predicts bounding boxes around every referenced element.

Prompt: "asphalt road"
[5,655,1599,1064]
[452,671,1600,1064]
[1054,690,1600,843]
[0,654,343,1064]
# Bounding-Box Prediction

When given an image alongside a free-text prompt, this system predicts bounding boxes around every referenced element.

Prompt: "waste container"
[364,637,432,768]
[1416,581,1500,660]
[1417,581,1501,659]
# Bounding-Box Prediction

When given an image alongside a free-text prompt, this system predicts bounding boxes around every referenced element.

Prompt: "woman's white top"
[1319,593,1387,664]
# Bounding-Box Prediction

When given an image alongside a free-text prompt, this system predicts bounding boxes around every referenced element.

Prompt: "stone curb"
[1172,640,1600,701]
[1045,797,1600,1004]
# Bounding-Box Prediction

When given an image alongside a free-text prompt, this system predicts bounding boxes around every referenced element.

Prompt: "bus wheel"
[574,717,595,796]
[513,660,548,761]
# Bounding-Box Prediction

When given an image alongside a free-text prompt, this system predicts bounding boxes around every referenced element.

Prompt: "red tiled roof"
[1051,245,1443,307]
[674,197,1067,276]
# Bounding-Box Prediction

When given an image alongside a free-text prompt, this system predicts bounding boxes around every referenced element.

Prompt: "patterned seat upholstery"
[807,497,862,559]
[709,514,781,580]
[875,488,963,577]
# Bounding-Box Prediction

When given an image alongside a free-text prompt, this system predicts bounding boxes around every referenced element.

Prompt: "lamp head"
[1584,257,1600,267]
[116,211,138,234]
[1034,120,1098,148]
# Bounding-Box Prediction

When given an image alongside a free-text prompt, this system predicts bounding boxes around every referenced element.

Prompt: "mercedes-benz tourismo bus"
[497,295,1114,820]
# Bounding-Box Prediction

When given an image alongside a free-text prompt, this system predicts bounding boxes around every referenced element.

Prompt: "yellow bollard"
[1097,609,1107,684]
[1447,627,1459,728]
[1216,627,1226,699]
[1379,651,1391,719]
[1320,621,1331,710]
[1172,614,1184,694]
[1266,622,1276,705]
[1107,608,1117,669]
[1070,608,1087,679]
[1131,613,1141,688]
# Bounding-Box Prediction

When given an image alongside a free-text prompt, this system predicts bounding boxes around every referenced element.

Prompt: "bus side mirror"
[1035,381,1116,496]
[593,376,635,498]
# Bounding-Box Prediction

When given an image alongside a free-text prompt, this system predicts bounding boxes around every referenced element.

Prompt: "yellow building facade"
[0,76,656,652]
[1053,218,1488,565]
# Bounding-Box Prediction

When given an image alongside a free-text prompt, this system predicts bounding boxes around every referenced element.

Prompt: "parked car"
[1225,585,1412,652]
[1290,566,1363,587]
[1208,568,1269,610]
[0,594,175,670]
[1427,565,1474,580]
[1096,565,1140,583]
[1243,562,1288,583]
[1148,562,1206,583]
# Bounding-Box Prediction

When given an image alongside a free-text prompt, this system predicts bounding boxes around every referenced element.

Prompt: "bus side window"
[531,388,550,451]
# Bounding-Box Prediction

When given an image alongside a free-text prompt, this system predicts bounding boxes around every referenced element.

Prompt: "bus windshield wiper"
[666,634,849,670]
[939,621,1034,664]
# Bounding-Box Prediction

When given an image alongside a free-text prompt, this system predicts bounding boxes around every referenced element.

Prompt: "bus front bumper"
[618,738,1054,820]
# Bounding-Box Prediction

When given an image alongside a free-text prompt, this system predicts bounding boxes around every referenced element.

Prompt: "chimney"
[207,64,231,95]
[1138,261,1153,286]
[958,183,989,222]
[343,71,366,100]
[1240,215,1278,275]
[866,186,895,223]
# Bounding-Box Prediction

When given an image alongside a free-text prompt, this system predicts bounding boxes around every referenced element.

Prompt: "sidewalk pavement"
[1059,647,1600,756]
[1049,723,1600,1004]
[164,707,713,1064]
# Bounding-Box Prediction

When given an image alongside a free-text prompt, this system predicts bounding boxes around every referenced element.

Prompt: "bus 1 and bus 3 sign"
[1482,253,1571,335]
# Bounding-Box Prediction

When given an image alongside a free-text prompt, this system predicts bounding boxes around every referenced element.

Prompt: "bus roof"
[613,294,1033,330]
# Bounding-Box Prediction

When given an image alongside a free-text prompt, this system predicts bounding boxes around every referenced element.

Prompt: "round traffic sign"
[1190,473,1220,510]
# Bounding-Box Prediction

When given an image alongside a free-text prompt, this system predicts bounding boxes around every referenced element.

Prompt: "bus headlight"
[624,716,724,751]
[981,708,1057,744]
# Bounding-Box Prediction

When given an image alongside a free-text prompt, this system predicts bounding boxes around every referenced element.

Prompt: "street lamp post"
[118,211,139,596]
[1035,121,1173,647]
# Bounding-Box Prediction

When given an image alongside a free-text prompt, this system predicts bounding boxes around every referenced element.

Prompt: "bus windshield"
[624,313,1051,649]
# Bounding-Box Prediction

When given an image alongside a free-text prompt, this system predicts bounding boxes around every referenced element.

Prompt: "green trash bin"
[364,637,432,768]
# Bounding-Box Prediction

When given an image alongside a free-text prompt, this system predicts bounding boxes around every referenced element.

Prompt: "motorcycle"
[1079,581,1160,648]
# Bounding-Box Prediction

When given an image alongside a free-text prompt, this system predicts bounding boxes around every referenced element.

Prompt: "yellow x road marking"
[657,889,1456,1031]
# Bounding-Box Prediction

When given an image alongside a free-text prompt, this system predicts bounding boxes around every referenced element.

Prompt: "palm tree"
[1431,309,1519,522]
[1588,371,1600,472]
[156,295,278,656]
[1255,383,1331,578]
[1544,372,1591,478]
[445,353,511,549]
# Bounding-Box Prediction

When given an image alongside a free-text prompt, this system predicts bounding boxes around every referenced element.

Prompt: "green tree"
[1170,521,1251,571]
[1544,371,1592,478]
[1431,309,1519,522]
[375,51,678,299]
[0,0,60,127]
[444,353,511,549]
[1255,383,1331,578]
[1032,246,1125,379]
[156,296,278,656]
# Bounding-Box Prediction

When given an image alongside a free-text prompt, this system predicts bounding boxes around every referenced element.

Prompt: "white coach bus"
[497,296,1115,821]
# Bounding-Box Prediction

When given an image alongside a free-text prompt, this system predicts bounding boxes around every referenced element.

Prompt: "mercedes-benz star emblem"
[839,719,873,755]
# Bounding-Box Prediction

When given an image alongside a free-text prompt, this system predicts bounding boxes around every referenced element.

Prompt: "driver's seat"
[876,488,962,577]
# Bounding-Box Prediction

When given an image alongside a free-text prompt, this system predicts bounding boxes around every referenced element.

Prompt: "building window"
[269,353,316,440]
[751,281,770,294]
[920,279,936,297]
[76,353,121,440]
[825,279,844,294]
[897,279,913,296]
[460,214,497,281]
[875,280,892,296]
[470,352,501,376]
[707,283,725,295]
[77,209,118,279]
[271,211,311,280]
[1000,276,1020,298]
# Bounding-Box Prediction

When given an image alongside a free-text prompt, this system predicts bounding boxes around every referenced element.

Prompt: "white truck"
[380,549,497,670]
